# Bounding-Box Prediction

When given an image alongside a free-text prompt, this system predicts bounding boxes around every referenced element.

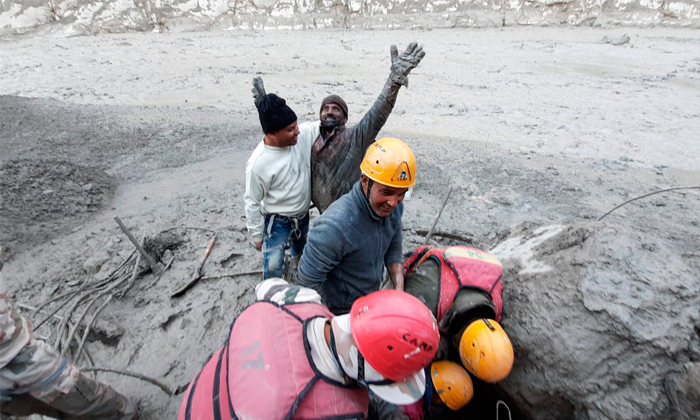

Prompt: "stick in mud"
[33,277,90,331]
[119,236,145,298]
[170,233,218,298]
[425,186,454,245]
[114,217,162,276]
[199,270,263,282]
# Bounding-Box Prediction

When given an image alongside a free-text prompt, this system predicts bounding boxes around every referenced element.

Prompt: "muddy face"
[320,103,347,125]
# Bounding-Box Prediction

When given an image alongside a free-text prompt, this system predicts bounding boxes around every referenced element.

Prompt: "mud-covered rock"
[491,212,700,420]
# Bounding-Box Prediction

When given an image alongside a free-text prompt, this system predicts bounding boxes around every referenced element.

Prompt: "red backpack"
[404,245,504,327]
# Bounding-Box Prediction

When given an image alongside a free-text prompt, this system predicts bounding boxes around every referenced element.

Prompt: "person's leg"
[289,213,310,258]
[40,371,138,420]
[0,393,64,417]
[263,215,292,279]
[286,213,310,282]
[1,339,137,420]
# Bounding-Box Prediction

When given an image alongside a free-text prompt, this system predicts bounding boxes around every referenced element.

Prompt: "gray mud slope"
[1,26,699,418]
[492,204,700,419]
[0,95,257,256]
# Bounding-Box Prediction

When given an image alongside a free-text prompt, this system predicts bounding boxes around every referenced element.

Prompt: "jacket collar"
[351,181,382,223]
[320,124,346,143]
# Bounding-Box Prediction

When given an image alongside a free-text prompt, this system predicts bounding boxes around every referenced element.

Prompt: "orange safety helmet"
[351,289,439,381]
[360,137,416,189]
[458,318,514,383]
[430,360,474,411]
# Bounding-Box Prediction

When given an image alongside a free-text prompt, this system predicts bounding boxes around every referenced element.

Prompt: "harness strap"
[266,214,303,240]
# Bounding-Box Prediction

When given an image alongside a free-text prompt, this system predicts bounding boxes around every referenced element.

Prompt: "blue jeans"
[262,213,309,279]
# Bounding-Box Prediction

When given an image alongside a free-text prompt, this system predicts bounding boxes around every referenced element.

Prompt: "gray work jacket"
[297,181,403,314]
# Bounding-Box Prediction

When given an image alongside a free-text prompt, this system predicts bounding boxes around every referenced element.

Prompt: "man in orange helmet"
[296,137,416,315]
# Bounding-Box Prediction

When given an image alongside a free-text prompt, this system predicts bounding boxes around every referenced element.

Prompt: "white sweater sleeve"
[244,161,268,242]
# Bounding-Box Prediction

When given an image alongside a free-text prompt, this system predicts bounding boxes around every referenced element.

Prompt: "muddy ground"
[1,27,699,418]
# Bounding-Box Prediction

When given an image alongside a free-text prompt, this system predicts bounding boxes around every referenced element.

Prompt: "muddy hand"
[252,77,267,108]
[389,42,425,87]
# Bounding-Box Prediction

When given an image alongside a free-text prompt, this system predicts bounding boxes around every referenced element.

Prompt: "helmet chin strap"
[365,179,383,219]
[365,179,374,203]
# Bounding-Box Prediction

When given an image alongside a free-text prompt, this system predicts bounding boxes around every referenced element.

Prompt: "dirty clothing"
[297,181,403,314]
[0,273,31,369]
[0,272,137,419]
[2,365,137,420]
[244,121,320,242]
[311,78,406,213]
[262,213,309,279]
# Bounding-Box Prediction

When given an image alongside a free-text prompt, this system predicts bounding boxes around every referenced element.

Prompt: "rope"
[598,186,700,221]
[496,400,512,420]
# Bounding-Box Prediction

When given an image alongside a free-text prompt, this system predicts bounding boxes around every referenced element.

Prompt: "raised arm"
[352,43,425,150]
[252,77,266,109]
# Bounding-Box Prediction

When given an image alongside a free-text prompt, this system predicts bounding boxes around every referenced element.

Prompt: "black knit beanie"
[320,95,348,118]
[257,93,298,134]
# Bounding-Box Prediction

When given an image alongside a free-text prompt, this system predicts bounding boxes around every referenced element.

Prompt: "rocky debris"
[602,34,631,46]
[0,159,116,257]
[87,317,124,346]
[491,207,700,420]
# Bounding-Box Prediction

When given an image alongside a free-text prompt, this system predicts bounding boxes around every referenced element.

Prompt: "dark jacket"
[311,78,404,213]
[297,181,403,314]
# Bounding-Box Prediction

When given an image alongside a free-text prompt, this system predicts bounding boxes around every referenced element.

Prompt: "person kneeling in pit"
[177,278,440,420]
[399,245,516,418]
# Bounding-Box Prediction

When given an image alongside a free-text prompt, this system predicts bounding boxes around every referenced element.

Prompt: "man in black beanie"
[244,93,320,279]
[252,42,425,213]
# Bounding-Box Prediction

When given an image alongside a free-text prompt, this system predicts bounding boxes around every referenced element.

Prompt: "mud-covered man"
[251,42,425,213]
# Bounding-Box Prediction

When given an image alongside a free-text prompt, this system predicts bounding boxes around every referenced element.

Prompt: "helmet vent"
[387,346,393,351]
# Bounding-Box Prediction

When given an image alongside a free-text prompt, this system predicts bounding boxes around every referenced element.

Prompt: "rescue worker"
[402,245,514,384]
[177,278,440,420]
[244,93,320,279]
[401,245,517,418]
[251,42,425,213]
[296,137,416,314]
[0,260,138,419]
[399,361,474,420]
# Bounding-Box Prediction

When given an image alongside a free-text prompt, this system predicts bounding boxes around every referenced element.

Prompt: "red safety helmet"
[351,289,439,381]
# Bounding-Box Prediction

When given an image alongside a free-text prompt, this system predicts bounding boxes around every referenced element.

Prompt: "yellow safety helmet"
[360,137,416,188]
[458,318,514,383]
[430,360,474,411]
